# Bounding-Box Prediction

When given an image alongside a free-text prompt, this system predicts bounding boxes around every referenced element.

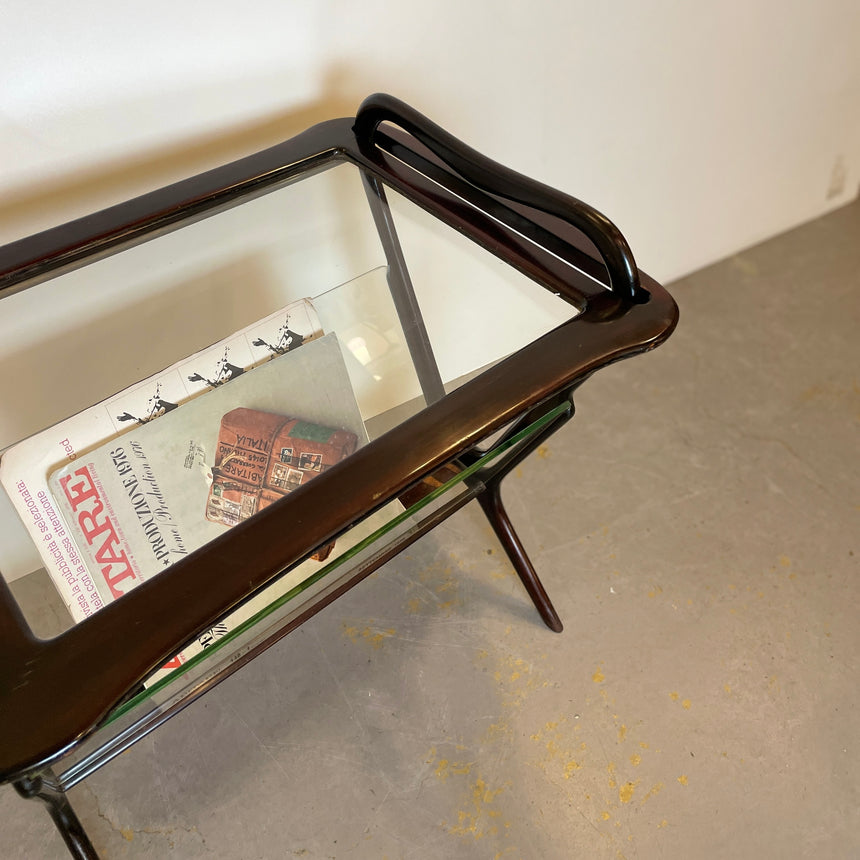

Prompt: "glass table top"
[0,159,578,611]
[0,157,583,783]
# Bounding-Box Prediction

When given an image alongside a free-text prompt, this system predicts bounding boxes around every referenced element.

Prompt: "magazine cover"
[48,334,402,684]
[0,298,322,620]
[47,333,375,677]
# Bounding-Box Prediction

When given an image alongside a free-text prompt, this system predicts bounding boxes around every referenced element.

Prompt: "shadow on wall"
[0,68,373,245]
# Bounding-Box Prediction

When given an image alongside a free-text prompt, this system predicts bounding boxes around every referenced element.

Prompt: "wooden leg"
[478,482,563,633]
[15,772,99,860]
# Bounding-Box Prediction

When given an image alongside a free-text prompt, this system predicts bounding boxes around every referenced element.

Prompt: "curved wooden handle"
[354,93,644,302]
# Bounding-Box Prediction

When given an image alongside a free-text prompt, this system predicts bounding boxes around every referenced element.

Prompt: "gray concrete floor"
[3,198,859,858]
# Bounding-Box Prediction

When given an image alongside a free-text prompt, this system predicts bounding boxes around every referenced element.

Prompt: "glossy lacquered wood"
[0,96,677,785]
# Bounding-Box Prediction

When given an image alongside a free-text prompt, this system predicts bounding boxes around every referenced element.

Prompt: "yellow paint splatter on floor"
[563,760,581,778]
[428,747,512,843]
[530,717,589,783]
[467,637,700,848]
[641,783,664,803]
[342,624,396,649]
[435,759,473,781]
[444,777,509,840]
[402,556,466,617]
[477,649,545,711]
[619,781,639,803]
[121,829,134,842]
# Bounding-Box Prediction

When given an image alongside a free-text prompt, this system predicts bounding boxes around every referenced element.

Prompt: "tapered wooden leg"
[478,482,563,633]
[15,772,99,860]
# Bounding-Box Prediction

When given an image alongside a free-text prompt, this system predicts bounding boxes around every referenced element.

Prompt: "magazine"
[45,332,395,682]
[48,332,363,600]
[0,298,322,620]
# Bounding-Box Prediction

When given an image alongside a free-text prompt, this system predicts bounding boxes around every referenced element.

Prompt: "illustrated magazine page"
[47,332,396,681]
[0,297,322,620]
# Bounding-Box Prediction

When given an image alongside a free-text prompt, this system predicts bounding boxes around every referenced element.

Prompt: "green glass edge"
[104,401,570,725]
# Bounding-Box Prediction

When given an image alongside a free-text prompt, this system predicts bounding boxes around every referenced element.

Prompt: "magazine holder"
[0,94,678,857]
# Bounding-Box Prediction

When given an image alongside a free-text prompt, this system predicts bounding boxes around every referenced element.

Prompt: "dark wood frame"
[0,94,677,857]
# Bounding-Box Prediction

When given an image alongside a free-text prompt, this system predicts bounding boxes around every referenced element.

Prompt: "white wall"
[1,2,859,580]
[3,1,859,279]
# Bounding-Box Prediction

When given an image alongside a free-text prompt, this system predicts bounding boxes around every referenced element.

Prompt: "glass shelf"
[52,398,569,790]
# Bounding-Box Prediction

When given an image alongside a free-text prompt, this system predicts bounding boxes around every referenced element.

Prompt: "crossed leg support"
[477,483,564,633]
[472,397,574,634]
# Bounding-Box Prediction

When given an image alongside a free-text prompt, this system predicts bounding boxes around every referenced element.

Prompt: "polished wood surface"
[0,96,677,783]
